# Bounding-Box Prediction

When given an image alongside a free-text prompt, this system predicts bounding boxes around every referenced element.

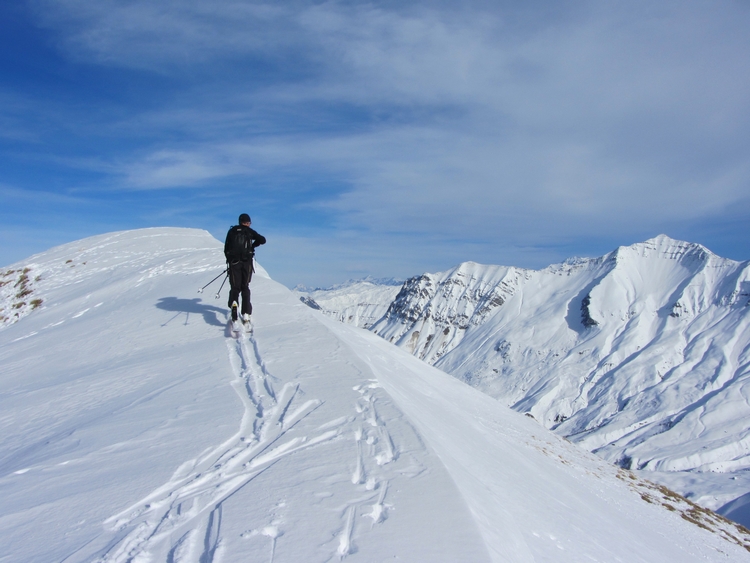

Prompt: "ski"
[228,319,241,336]
[241,313,253,334]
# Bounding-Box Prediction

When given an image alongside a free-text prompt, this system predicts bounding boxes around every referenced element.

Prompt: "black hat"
[239,213,251,224]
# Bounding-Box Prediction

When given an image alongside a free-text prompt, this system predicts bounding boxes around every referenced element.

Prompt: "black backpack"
[226,226,254,262]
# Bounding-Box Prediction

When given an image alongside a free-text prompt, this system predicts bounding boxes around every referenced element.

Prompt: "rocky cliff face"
[370,262,529,363]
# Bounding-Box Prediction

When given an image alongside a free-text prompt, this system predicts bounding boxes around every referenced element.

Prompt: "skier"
[224,213,266,328]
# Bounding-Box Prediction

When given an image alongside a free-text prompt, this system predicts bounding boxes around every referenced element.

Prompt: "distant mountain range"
[296,235,750,523]
[295,278,403,329]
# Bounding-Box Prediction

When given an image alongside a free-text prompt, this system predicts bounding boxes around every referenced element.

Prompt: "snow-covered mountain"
[292,278,402,329]
[3,228,749,562]
[298,235,750,523]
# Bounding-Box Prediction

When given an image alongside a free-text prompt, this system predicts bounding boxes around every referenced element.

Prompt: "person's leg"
[240,262,252,316]
[227,263,241,311]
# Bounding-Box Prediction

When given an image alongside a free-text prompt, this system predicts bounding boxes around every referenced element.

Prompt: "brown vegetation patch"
[16,288,32,299]
[617,469,750,552]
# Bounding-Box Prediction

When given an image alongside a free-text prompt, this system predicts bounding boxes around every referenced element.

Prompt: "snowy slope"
[292,279,402,329]
[302,236,750,521]
[1,229,749,562]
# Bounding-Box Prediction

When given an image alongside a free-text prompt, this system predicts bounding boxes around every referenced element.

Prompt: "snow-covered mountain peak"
[614,234,718,265]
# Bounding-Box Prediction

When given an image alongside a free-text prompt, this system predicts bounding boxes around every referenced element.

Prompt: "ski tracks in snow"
[95,333,335,563]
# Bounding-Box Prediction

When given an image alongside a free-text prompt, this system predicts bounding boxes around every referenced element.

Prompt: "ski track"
[94,329,335,563]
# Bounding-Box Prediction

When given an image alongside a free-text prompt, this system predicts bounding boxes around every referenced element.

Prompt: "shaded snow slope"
[301,235,750,521]
[1,228,749,562]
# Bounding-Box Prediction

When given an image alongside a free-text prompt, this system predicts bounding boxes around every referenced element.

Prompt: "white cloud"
[122,149,249,188]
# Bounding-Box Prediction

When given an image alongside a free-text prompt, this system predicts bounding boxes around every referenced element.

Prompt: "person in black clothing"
[224,213,266,324]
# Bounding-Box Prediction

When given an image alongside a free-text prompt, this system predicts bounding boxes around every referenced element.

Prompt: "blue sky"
[1,0,749,288]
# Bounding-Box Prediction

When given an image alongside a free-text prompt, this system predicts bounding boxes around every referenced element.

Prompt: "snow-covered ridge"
[3,228,750,561]
[0,227,223,332]
[299,235,750,523]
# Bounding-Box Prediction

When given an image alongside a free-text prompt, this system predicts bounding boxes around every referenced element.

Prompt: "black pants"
[227,260,253,316]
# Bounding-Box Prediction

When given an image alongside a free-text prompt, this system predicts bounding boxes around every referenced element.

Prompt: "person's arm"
[250,228,266,248]
[224,230,232,260]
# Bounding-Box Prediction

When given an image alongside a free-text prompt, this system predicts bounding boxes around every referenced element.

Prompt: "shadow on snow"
[156,297,227,328]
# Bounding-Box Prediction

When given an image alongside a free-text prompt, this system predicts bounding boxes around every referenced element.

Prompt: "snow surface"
[297,236,750,526]
[1,228,750,562]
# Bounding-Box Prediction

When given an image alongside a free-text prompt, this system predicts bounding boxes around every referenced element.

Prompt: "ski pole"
[215,273,228,299]
[197,268,227,294]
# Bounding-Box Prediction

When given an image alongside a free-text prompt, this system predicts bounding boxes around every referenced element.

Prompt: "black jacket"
[224,225,266,263]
